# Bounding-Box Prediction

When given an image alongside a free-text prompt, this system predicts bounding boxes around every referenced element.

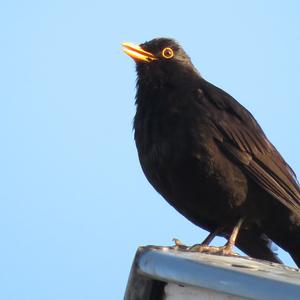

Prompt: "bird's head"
[122,38,199,88]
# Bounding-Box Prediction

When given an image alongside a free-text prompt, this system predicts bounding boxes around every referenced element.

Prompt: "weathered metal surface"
[124,246,300,300]
[124,248,166,300]
[164,283,251,300]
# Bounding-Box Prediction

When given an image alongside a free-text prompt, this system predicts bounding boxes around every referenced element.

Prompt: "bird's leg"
[188,227,223,251]
[172,227,223,251]
[189,218,244,256]
[172,219,244,255]
[223,218,244,253]
[201,231,219,245]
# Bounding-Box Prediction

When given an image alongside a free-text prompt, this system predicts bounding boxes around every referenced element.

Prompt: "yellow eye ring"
[162,47,174,59]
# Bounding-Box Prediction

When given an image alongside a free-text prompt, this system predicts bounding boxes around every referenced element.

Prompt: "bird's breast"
[134,101,214,198]
[133,98,249,223]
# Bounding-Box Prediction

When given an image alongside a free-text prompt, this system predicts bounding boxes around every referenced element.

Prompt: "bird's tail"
[262,212,300,268]
[236,228,282,264]
[271,227,300,268]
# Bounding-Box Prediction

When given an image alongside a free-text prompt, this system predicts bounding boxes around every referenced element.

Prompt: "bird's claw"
[189,243,239,256]
[171,238,239,257]
[171,238,190,250]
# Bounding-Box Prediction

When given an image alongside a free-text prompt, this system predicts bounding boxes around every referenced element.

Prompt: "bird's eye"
[162,47,174,59]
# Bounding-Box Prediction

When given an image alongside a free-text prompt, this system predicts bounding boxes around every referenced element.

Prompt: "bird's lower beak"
[122,42,157,62]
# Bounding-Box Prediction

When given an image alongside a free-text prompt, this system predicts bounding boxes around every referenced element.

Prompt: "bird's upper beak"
[122,42,157,62]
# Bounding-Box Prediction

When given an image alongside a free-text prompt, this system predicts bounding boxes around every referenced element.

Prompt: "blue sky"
[0,1,300,299]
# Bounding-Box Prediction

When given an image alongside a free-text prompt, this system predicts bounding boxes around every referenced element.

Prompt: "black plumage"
[122,38,300,266]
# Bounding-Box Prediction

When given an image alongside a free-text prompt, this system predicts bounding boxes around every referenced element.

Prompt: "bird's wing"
[198,80,300,215]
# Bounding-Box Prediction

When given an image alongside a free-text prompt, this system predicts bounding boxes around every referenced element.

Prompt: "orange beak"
[122,42,157,62]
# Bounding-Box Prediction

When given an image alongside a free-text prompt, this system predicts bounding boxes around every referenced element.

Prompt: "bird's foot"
[171,238,239,257]
[189,243,239,256]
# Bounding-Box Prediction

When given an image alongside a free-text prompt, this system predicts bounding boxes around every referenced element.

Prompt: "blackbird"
[122,38,300,266]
